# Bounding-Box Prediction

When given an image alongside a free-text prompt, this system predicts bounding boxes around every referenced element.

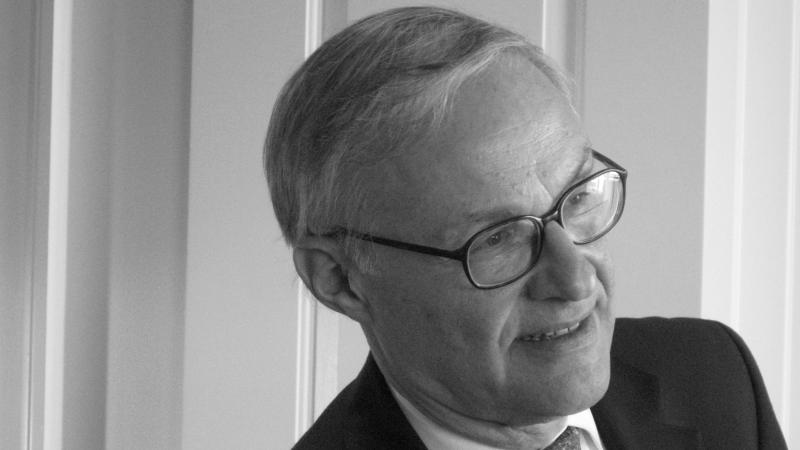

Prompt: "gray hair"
[264,7,571,264]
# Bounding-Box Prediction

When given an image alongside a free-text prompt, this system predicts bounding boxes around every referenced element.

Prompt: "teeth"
[521,321,581,342]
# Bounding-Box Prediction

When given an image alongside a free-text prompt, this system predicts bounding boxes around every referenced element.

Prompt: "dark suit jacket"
[294,317,787,449]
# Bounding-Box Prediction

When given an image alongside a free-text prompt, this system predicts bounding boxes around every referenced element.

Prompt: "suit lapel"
[344,355,428,450]
[344,354,703,449]
[592,356,702,449]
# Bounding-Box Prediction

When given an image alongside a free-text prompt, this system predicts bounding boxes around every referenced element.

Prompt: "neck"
[387,375,567,450]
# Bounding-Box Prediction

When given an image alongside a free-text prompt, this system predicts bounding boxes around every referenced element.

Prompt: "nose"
[524,221,596,301]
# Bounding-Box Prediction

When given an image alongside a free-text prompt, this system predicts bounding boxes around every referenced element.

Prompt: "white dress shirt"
[391,387,604,450]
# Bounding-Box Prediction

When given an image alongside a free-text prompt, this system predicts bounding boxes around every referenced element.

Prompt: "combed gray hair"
[264,7,571,264]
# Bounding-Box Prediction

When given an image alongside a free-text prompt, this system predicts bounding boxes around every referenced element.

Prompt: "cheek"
[585,239,616,339]
[362,260,511,357]
[585,238,615,298]
[364,267,456,346]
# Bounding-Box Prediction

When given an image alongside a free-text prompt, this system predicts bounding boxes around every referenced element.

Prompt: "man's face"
[352,58,615,425]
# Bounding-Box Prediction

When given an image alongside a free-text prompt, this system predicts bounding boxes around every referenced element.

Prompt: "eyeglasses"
[330,150,627,289]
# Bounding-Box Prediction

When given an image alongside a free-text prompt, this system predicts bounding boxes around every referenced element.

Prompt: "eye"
[485,229,513,247]
[471,221,531,255]
[565,177,606,213]
[569,191,590,206]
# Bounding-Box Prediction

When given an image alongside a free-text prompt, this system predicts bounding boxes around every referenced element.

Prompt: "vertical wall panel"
[42,0,69,447]
[702,0,746,333]
[791,0,800,430]
[184,1,304,448]
[104,1,191,449]
[28,0,194,447]
[541,0,586,111]
[704,1,799,441]
[0,1,37,448]
[296,1,350,434]
[737,0,795,426]
[61,0,115,447]
[28,0,54,447]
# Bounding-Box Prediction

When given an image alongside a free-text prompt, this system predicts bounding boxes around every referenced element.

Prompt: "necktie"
[543,426,580,450]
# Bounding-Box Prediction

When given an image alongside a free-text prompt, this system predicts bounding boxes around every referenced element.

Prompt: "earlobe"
[292,237,371,324]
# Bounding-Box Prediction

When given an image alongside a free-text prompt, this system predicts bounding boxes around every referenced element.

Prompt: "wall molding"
[294,0,348,439]
[26,1,192,447]
[6,0,56,448]
[541,0,586,113]
[293,283,316,441]
[703,0,799,442]
[782,0,800,435]
[293,0,322,440]
[41,0,71,448]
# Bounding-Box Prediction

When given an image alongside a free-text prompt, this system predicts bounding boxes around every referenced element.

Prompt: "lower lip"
[516,313,596,353]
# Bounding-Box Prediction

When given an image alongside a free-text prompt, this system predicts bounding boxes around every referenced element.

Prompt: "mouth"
[519,318,585,343]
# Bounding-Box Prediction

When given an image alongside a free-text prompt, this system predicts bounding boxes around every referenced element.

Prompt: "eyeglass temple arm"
[591,149,627,176]
[327,229,467,261]
[325,150,625,263]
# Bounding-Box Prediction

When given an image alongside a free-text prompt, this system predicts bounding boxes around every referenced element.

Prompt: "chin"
[552,353,611,415]
[502,354,612,425]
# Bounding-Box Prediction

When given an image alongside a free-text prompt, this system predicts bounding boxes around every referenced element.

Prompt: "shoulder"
[612,317,769,420]
[611,317,757,388]
[292,381,356,449]
[598,317,786,448]
[613,316,748,359]
[613,315,735,341]
[293,355,425,450]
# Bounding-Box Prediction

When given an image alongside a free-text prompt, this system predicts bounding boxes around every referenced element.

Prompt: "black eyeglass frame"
[328,149,627,289]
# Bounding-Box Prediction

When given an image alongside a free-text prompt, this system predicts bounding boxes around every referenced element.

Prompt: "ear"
[292,236,371,324]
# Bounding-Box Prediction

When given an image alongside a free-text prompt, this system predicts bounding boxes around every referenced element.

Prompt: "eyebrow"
[569,146,595,184]
[461,146,593,224]
[437,206,518,247]
[463,206,520,224]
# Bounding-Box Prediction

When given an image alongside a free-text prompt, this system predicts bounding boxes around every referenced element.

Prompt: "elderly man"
[264,7,785,450]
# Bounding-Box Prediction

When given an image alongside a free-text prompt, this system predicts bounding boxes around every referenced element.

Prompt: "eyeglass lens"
[466,171,624,287]
[561,171,623,244]
[467,219,539,286]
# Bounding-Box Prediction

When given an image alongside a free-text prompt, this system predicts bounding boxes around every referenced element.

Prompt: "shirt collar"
[390,386,603,450]
[567,408,603,450]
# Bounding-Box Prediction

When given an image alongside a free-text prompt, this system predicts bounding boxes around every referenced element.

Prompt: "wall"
[60,1,114,445]
[182,1,303,449]
[0,1,36,448]
[583,0,709,319]
[17,1,191,448]
[104,1,191,448]
[702,0,800,438]
[65,1,190,447]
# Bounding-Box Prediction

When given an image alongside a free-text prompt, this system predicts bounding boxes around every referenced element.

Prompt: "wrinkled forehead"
[434,58,581,162]
[360,60,588,237]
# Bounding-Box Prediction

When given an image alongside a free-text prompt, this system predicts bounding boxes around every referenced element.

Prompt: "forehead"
[366,58,589,241]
